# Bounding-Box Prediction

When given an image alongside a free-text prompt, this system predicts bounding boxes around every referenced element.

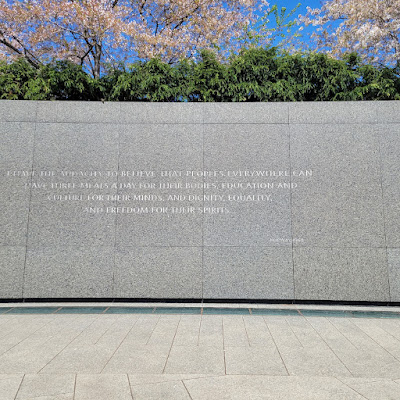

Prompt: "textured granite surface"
[0,246,25,298]
[290,124,385,248]
[203,124,291,246]
[24,247,115,298]
[0,100,399,301]
[388,249,400,302]
[114,247,203,298]
[293,247,390,302]
[378,125,400,247]
[203,247,294,299]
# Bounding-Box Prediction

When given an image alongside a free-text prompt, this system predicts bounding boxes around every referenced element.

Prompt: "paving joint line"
[241,315,252,347]
[99,315,143,373]
[222,317,227,375]
[262,317,290,376]
[0,316,58,358]
[349,318,400,363]
[283,316,304,348]
[72,373,77,400]
[126,374,135,400]
[12,373,25,400]
[93,315,120,346]
[161,315,181,374]
[373,321,400,343]
[144,315,162,345]
[326,318,360,348]
[334,376,369,400]
[336,318,381,351]
[196,313,203,346]
[323,317,359,350]
[297,313,354,377]
[182,380,194,400]
[36,314,105,373]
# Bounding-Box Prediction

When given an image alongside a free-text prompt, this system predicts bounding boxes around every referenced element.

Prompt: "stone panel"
[114,247,202,298]
[294,247,390,301]
[0,123,35,168]
[0,246,25,298]
[27,174,117,248]
[26,123,119,248]
[121,103,203,124]
[388,249,400,302]
[203,247,294,299]
[36,101,58,123]
[33,123,119,169]
[203,124,292,246]
[0,171,31,246]
[290,124,385,248]
[0,123,34,246]
[204,103,289,124]
[116,124,203,247]
[378,125,400,247]
[55,101,121,123]
[24,247,114,298]
[119,124,202,170]
[375,101,400,123]
[0,100,37,122]
[116,210,202,247]
[27,211,116,249]
[289,102,378,124]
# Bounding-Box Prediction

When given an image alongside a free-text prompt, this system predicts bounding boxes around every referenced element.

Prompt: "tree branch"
[0,35,41,68]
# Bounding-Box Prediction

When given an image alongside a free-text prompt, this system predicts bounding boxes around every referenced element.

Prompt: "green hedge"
[1,48,399,101]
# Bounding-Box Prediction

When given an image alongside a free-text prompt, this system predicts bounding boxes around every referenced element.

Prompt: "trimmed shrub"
[1,50,399,101]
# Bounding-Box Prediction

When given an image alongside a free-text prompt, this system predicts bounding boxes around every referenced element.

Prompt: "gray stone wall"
[0,100,399,302]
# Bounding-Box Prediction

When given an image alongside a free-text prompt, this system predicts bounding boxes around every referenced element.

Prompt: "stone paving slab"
[15,374,75,400]
[2,373,400,400]
[0,307,400,398]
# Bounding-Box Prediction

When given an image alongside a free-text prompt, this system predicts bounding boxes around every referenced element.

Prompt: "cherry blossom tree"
[300,0,400,66]
[0,0,270,78]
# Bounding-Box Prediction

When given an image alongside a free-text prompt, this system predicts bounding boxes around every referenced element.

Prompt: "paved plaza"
[1,303,400,399]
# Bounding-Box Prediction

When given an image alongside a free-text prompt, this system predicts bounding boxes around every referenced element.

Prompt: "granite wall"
[0,101,399,302]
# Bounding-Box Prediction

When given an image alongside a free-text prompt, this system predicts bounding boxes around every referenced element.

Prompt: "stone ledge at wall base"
[0,100,399,302]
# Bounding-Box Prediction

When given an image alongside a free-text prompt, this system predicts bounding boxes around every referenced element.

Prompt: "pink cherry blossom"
[300,0,400,66]
[0,0,270,77]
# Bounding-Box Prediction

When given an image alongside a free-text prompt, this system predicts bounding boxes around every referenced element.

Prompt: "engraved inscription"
[5,169,313,215]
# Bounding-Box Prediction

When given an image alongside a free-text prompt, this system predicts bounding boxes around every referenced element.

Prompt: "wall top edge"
[0,99,399,104]
[1,100,398,124]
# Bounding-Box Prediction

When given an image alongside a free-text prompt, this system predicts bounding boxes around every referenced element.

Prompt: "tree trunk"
[93,43,102,79]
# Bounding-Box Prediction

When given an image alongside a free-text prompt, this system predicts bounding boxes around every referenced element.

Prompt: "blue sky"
[268,0,322,22]
[264,0,323,48]
[272,0,321,13]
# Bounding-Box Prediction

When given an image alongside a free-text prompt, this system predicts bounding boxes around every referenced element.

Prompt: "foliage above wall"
[1,48,399,101]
